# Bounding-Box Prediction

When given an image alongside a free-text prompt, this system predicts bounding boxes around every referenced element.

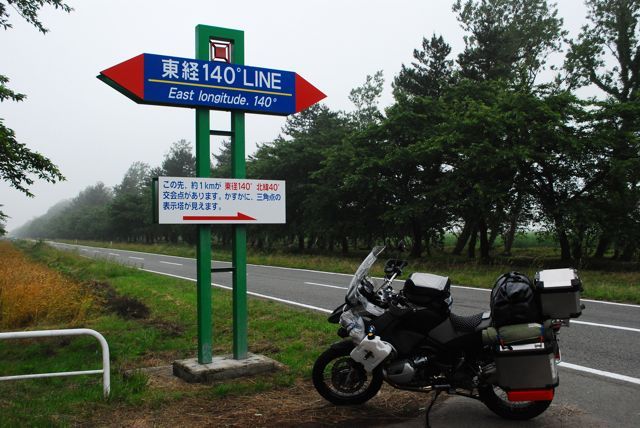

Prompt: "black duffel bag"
[490,272,541,328]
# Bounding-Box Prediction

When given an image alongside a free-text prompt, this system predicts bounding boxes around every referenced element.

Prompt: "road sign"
[158,177,285,224]
[98,25,322,365]
[98,53,326,115]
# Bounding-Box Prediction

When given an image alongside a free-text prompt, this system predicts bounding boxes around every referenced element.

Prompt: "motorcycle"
[312,246,580,421]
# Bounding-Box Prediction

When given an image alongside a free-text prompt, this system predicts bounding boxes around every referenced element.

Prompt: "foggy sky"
[1,0,588,231]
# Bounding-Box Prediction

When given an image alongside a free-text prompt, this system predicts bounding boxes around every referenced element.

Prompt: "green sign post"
[195,25,247,363]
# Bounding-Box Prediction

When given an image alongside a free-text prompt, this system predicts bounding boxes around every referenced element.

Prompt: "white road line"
[581,299,640,308]
[159,261,183,266]
[49,240,354,278]
[133,267,640,386]
[138,267,640,385]
[47,244,640,332]
[140,269,195,282]
[129,256,144,260]
[247,263,353,278]
[304,281,348,290]
[447,286,640,332]
[44,240,195,261]
[48,242,640,310]
[139,268,333,313]
[217,284,333,313]
[559,362,640,385]
[572,320,640,333]
[451,285,640,309]
[108,253,119,256]
[452,285,490,292]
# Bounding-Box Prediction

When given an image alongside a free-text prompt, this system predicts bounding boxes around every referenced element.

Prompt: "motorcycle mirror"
[384,259,407,279]
[384,259,396,278]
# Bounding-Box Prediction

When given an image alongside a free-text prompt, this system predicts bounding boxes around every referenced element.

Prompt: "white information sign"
[157,177,285,224]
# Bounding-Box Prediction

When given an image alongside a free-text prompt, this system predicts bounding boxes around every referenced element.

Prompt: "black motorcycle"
[312,246,582,420]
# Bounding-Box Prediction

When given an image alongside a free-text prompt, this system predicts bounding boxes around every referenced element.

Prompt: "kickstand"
[425,390,441,428]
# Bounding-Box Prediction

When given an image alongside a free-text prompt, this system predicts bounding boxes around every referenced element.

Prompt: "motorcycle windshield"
[346,246,385,305]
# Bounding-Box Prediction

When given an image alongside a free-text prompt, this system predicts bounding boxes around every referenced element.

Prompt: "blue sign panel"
[99,53,326,115]
[143,54,295,115]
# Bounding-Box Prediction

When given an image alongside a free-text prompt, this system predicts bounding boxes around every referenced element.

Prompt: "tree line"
[13,0,640,263]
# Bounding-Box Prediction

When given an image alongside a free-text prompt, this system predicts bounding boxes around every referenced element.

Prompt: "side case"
[494,338,559,390]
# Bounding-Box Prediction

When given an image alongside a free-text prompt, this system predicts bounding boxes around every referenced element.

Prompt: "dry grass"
[78,376,428,427]
[0,241,93,329]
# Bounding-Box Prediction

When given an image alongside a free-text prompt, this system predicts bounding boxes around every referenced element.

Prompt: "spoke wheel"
[312,344,383,405]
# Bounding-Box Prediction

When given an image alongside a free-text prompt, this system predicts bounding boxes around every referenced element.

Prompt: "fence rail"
[0,328,110,398]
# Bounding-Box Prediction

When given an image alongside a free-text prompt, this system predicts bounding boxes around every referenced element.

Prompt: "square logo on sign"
[210,39,231,63]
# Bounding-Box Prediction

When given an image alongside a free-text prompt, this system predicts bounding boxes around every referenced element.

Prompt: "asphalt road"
[48,241,640,427]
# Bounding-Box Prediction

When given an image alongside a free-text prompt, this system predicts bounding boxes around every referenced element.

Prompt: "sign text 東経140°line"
[98,53,326,116]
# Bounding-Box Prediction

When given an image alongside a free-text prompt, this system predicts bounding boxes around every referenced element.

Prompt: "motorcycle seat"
[450,312,485,333]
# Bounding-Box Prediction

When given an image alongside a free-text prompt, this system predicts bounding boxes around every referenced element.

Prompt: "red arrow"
[182,212,257,221]
[295,73,326,113]
[100,54,145,100]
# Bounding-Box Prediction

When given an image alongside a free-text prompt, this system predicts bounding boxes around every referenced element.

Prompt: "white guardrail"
[0,328,110,398]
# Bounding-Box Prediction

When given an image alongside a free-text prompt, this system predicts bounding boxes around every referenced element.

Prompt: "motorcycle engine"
[384,354,436,385]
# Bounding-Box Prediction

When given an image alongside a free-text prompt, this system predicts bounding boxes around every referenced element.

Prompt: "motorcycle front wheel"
[312,344,383,405]
[479,385,553,420]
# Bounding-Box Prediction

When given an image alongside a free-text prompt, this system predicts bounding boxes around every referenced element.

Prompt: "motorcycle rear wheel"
[312,345,383,405]
[479,385,553,420]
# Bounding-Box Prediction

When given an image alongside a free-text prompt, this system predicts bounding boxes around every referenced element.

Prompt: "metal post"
[194,25,247,362]
[227,29,248,360]
[195,26,213,364]
[232,110,248,359]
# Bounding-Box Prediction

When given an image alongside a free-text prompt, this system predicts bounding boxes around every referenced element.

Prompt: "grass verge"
[0,241,341,426]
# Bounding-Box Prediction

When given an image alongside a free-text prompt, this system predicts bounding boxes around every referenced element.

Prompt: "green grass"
[59,238,640,304]
[0,242,337,426]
